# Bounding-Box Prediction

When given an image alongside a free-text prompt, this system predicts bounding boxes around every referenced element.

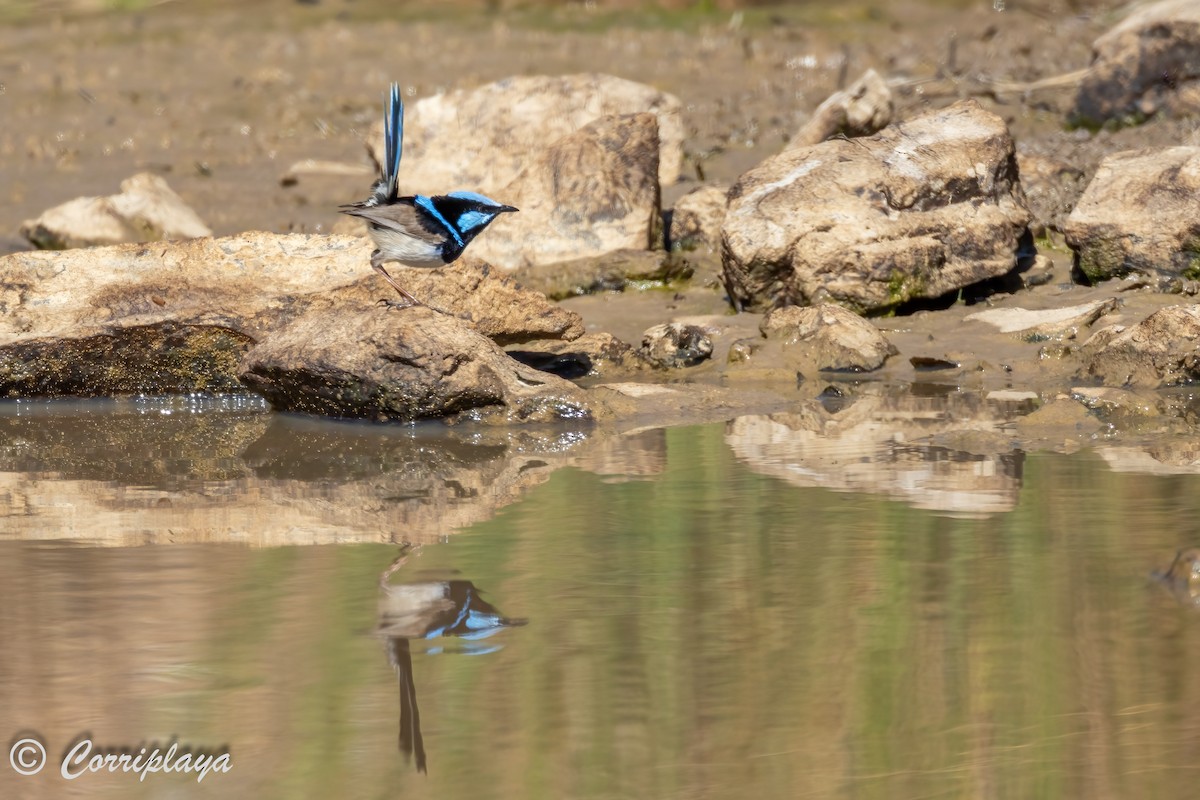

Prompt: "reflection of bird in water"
[378,548,526,773]
[1152,548,1200,608]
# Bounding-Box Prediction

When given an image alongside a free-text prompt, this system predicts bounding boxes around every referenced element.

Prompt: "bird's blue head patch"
[442,191,518,234]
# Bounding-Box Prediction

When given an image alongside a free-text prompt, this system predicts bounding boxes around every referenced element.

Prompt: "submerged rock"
[1063,147,1200,284]
[371,73,684,195]
[721,100,1031,314]
[239,306,591,423]
[1072,0,1200,127]
[0,232,581,402]
[760,303,896,373]
[470,113,662,271]
[20,173,211,250]
[1083,305,1200,388]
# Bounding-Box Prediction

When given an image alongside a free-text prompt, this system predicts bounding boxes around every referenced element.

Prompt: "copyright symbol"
[9,737,47,775]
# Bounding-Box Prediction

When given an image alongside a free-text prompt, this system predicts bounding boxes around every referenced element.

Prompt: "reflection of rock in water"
[0,403,666,545]
[378,559,526,774]
[1097,442,1200,476]
[725,394,1025,516]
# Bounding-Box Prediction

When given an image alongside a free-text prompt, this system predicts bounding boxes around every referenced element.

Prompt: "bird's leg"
[370,251,422,307]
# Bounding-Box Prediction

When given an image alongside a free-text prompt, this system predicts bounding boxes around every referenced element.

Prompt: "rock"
[760,303,897,372]
[1019,254,1056,289]
[1016,153,1087,236]
[507,332,644,380]
[1063,147,1200,284]
[470,114,662,271]
[515,250,688,301]
[371,74,684,195]
[1082,305,1200,387]
[721,100,1031,314]
[964,298,1119,339]
[1014,396,1102,440]
[669,185,728,253]
[789,69,893,149]
[1072,0,1200,126]
[638,323,713,368]
[20,173,211,250]
[0,233,582,399]
[239,306,591,424]
[1071,386,1162,419]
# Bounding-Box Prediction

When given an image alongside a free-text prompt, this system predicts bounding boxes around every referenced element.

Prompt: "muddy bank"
[3,0,1200,443]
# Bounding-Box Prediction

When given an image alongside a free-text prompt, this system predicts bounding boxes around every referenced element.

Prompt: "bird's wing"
[342,201,446,247]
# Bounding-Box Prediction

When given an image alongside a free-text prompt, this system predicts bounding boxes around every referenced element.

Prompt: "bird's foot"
[375,296,421,310]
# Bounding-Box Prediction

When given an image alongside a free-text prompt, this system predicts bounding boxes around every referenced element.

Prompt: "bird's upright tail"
[374,82,403,206]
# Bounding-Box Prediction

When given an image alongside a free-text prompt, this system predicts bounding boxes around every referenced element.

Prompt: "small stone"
[727,338,760,364]
[761,304,897,372]
[669,185,728,253]
[638,323,713,368]
[789,68,893,149]
[964,298,1120,338]
[1083,305,1200,387]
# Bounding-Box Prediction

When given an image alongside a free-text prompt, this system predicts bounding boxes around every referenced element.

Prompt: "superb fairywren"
[341,84,518,305]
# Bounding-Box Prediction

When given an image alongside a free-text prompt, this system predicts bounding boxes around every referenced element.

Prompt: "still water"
[1,393,1199,799]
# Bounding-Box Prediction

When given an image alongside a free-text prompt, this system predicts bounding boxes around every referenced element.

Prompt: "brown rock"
[669,185,728,253]
[1063,147,1200,284]
[20,173,211,249]
[371,73,685,194]
[721,100,1031,314]
[1082,304,1200,387]
[638,323,713,368]
[789,69,893,149]
[507,332,645,380]
[1016,153,1086,236]
[470,114,662,271]
[964,298,1120,340]
[0,232,582,399]
[760,303,897,372]
[239,305,592,423]
[1072,0,1200,126]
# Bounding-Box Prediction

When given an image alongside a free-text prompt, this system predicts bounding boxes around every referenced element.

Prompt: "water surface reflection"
[2,400,1200,798]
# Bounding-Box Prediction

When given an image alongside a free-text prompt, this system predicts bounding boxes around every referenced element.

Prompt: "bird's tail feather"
[379,82,403,205]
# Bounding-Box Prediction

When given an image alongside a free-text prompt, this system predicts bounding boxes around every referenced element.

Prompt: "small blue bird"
[341,83,518,305]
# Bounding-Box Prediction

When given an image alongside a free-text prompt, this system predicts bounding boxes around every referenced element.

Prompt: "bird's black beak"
[499,205,518,213]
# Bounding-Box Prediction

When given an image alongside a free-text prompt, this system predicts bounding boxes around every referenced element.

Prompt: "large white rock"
[720,100,1031,314]
[470,113,662,271]
[371,73,684,196]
